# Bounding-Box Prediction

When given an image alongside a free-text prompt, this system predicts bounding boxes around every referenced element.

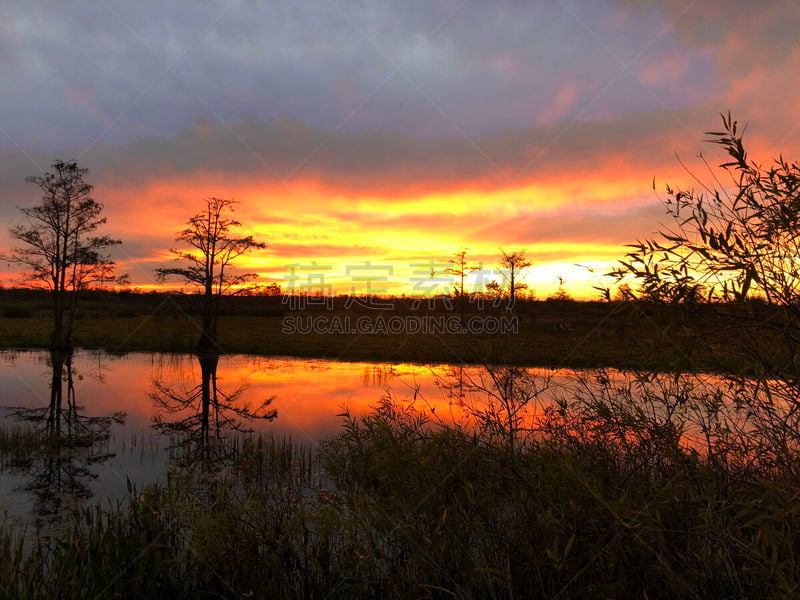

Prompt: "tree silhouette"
[156,197,266,353]
[445,249,478,325]
[439,364,550,452]
[1,350,125,521]
[498,249,532,309]
[5,160,121,351]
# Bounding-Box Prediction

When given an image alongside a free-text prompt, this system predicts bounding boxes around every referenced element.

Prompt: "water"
[0,348,736,526]
[0,349,499,525]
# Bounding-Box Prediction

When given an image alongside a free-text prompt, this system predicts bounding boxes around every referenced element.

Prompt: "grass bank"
[0,288,749,370]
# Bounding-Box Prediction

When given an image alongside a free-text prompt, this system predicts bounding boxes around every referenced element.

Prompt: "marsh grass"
[2,383,800,599]
[0,423,41,468]
[0,288,694,369]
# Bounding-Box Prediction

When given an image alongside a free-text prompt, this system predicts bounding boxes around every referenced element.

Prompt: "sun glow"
[0,145,667,301]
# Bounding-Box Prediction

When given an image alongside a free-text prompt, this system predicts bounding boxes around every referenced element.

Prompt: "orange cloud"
[3,93,798,299]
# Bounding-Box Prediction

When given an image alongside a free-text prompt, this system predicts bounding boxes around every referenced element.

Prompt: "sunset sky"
[2,0,800,299]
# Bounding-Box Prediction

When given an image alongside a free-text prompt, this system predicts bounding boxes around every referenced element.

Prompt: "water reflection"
[0,348,788,529]
[0,349,125,522]
[437,364,552,450]
[0,350,555,522]
[150,351,277,465]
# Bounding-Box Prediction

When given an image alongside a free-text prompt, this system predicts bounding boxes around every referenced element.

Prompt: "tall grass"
[2,382,800,598]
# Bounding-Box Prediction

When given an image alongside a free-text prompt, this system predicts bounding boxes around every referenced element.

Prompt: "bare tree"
[438,364,551,452]
[5,160,121,351]
[445,248,478,325]
[5,351,125,521]
[156,197,266,352]
[498,248,532,309]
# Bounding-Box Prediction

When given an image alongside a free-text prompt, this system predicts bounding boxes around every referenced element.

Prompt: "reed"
[2,387,799,598]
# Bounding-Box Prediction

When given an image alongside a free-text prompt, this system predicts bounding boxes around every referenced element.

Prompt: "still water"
[0,349,732,527]
[0,349,511,525]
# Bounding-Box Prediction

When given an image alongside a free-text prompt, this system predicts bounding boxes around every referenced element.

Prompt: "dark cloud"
[63,105,708,194]
[0,103,724,273]
[2,0,721,151]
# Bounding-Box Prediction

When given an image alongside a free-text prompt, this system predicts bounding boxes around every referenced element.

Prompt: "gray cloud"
[63,104,708,193]
[2,0,722,151]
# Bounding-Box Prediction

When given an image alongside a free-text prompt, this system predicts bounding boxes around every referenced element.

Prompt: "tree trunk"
[48,348,69,434]
[509,266,516,309]
[197,285,218,354]
[198,352,219,462]
[52,291,66,351]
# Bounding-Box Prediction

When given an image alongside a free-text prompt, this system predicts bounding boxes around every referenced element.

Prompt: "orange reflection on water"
[1,350,761,457]
[205,357,468,441]
[0,351,472,442]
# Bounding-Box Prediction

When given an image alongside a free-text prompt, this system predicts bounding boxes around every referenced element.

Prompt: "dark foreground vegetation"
[2,387,800,599]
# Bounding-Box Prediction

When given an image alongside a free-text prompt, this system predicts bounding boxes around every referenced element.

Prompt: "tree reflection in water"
[0,349,125,522]
[150,351,277,466]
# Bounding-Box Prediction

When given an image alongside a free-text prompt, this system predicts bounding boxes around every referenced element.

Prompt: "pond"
[0,348,738,528]
[1,349,552,527]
